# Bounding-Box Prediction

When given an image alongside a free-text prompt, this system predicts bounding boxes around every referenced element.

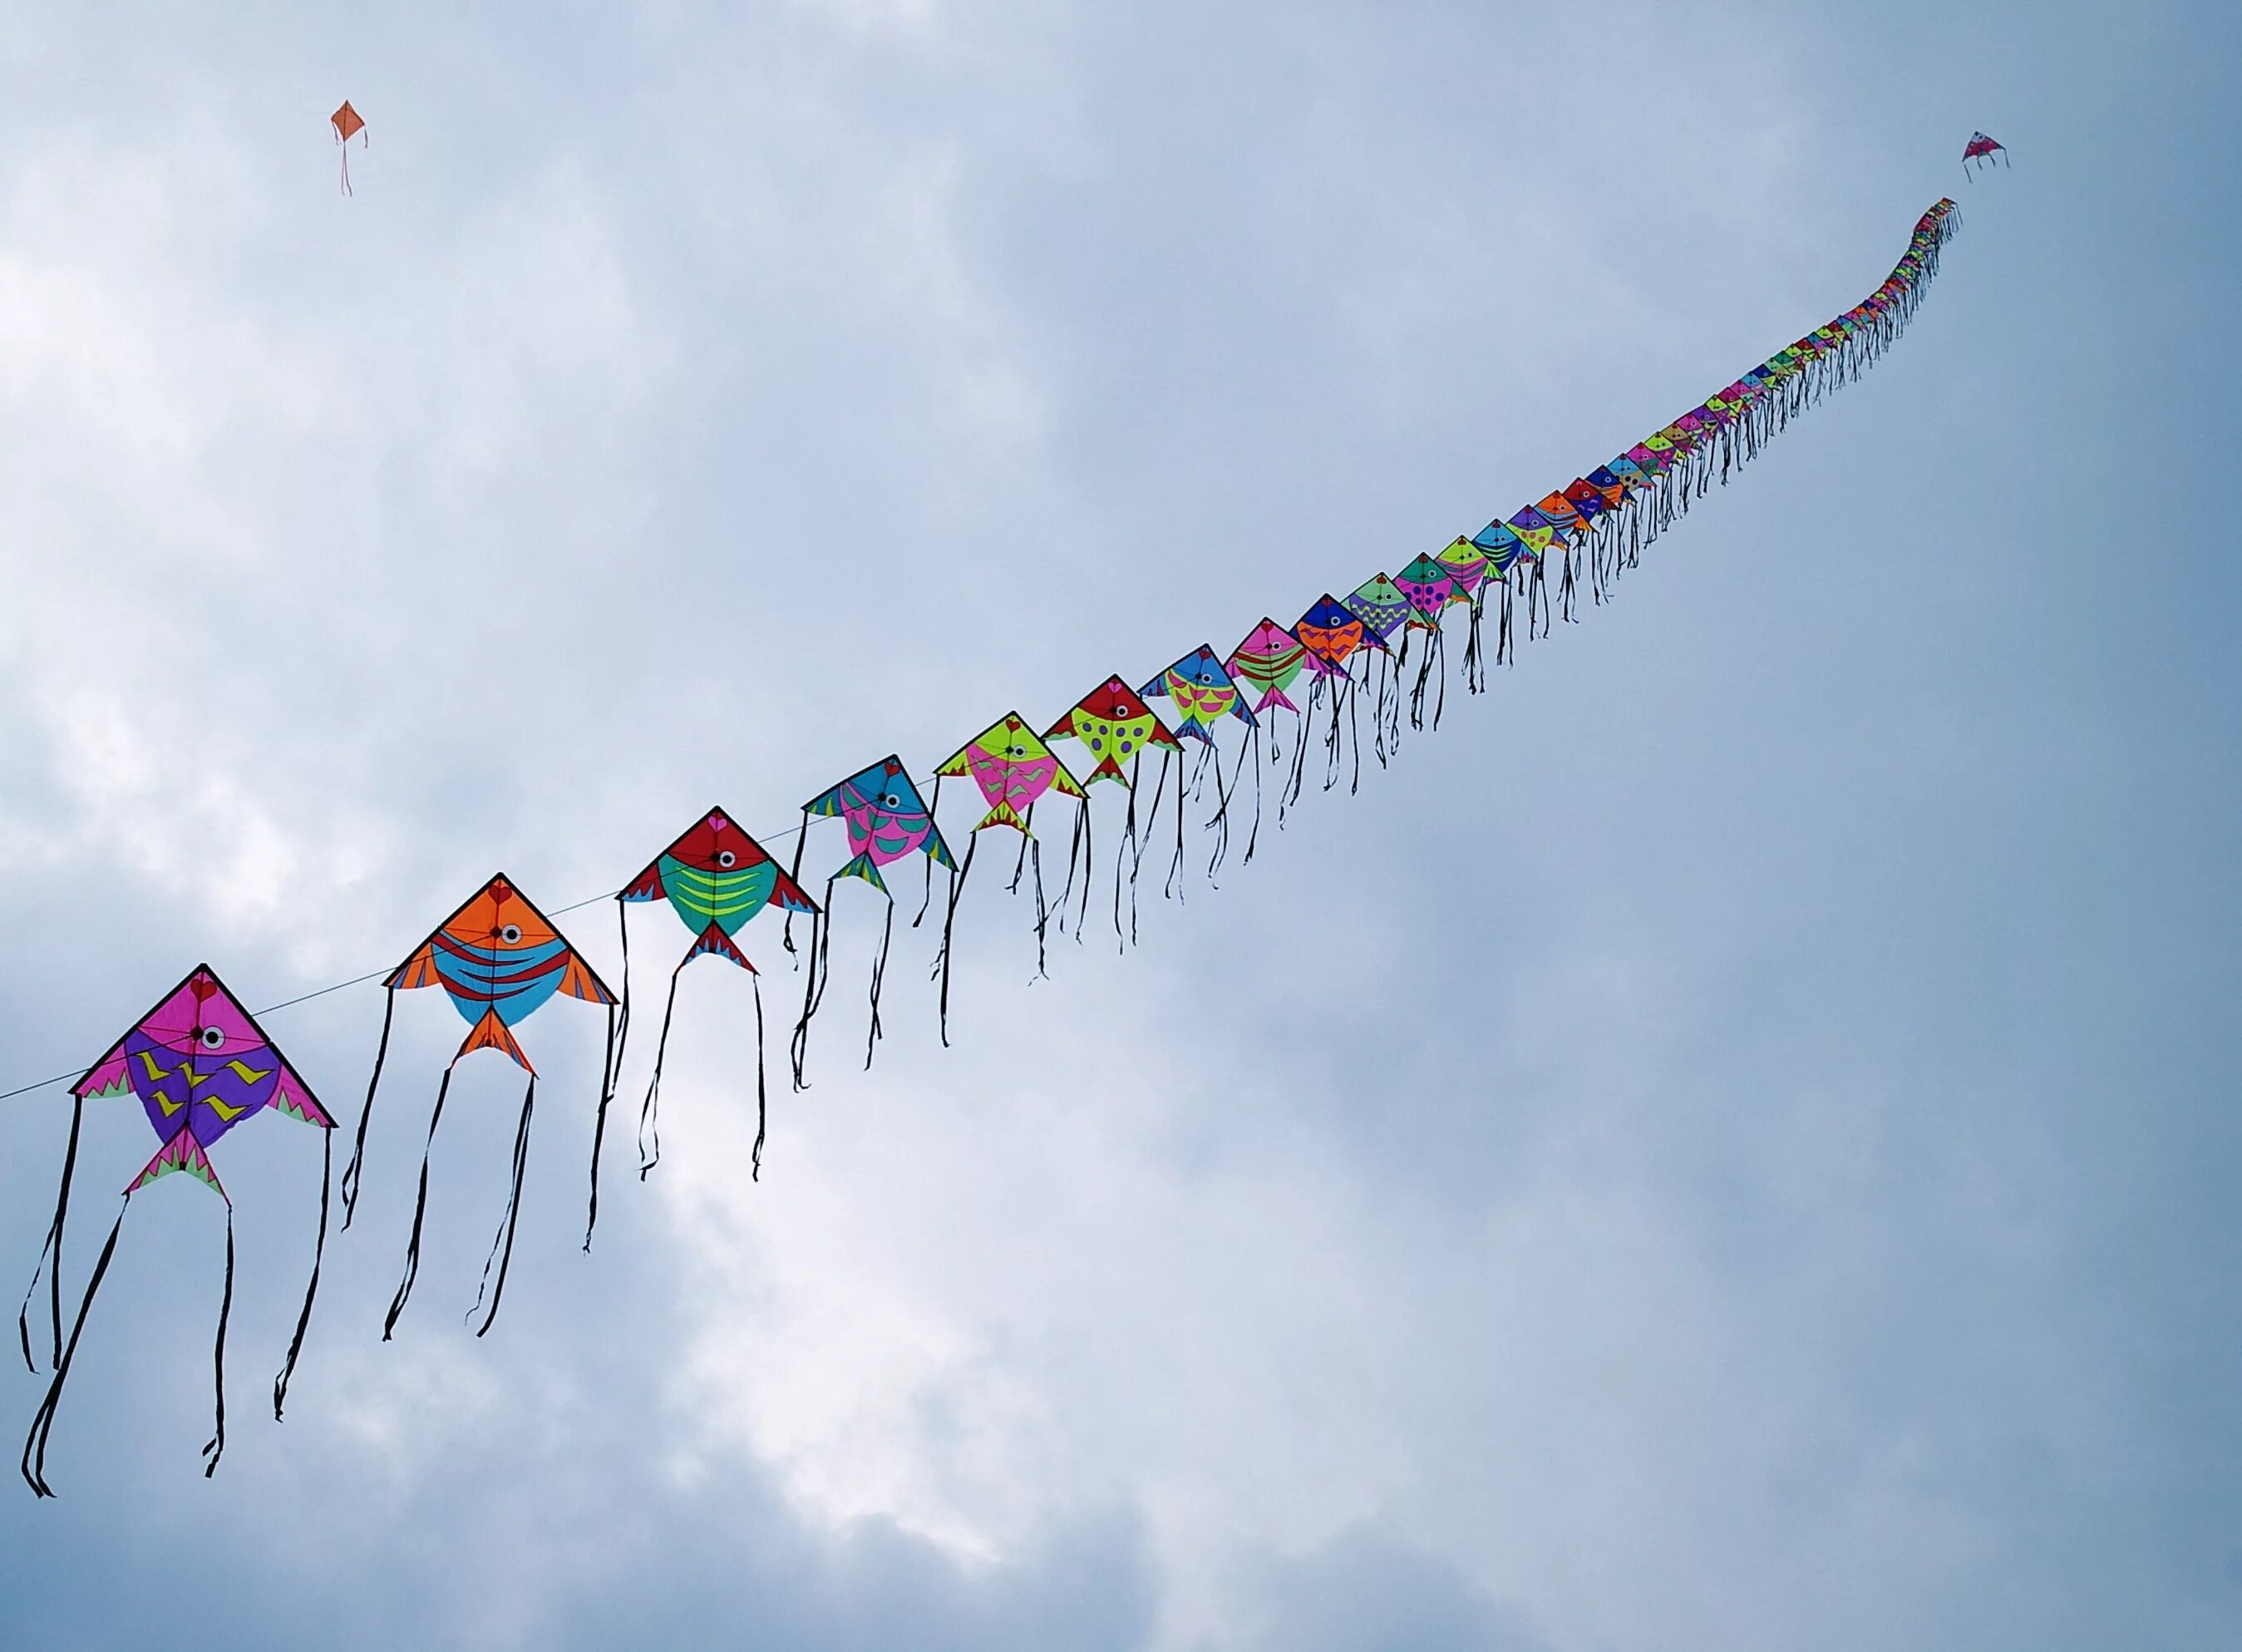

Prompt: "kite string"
[0,827,811,1104]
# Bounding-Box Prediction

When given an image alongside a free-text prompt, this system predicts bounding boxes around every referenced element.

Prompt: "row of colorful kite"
[14,198,1963,1497]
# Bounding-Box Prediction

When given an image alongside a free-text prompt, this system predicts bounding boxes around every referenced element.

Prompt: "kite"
[1339,577,1417,764]
[1432,536,1495,691]
[1224,619,1313,847]
[18,965,334,1497]
[1963,132,2008,178]
[342,875,617,1340]
[788,756,957,1066]
[1141,644,1258,883]
[331,101,366,195]
[599,808,819,1235]
[1392,555,1457,728]
[1046,675,1183,946]
[1293,595,1372,795]
[933,713,1090,979]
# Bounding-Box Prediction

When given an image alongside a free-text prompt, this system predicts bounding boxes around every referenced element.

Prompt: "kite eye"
[198,1026,225,1051]
[499,924,523,945]
[884,793,900,807]
[716,850,737,869]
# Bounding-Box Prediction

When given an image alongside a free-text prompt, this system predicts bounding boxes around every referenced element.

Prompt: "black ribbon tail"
[470,1071,537,1339]
[751,973,769,1180]
[22,1197,125,1497]
[638,962,685,1180]
[937,834,977,1047]
[271,1125,333,1420]
[200,1206,235,1478]
[864,896,893,1070]
[17,1092,82,1374]
[584,999,618,1252]
[340,987,397,1230]
[382,1062,454,1342]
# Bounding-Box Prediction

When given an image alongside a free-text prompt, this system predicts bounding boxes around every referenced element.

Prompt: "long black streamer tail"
[863,899,893,1070]
[1372,654,1391,767]
[1028,835,1051,978]
[470,1071,537,1339]
[1130,750,1169,946]
[1463,596,1483,693]
[789,900,826,1091]
[1205,736,1240,880]
[782,815,811,963]
[913,782,944,930]
[340,988,397,1230]
[18,1092,82,1374]
[751,974,770,1178]
[937,835,978,1047]
[1431,627,1448,730]
[382,1063,455,1341]
[271,1125,333,1420]
[1243,723,1266,864]
[200,1206,234,1478]
[583,1000,618,1251]
[22,1198,125,1497]
[638,964,685,1179]
[609,898,634,1110]
[1165,743,1188,900]
[1348,673,1362,794]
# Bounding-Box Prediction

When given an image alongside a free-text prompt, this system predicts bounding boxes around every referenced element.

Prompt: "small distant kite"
[332,101,366,195]
[1963,131,2007,179]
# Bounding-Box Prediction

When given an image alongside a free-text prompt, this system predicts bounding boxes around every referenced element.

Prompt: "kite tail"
[1131,750,1170,944]
[1432,627,1448,729]
[340,987,397,1230]
[582,999,619,1252]
[783,815,811,963]
[1242,723,1265,865]
[200,1206,235,1479]
[1115,757,1141,950]
[790,900,827,1090]
[1008,805,1033,895]
[1204,737,1237,881]
[1284,697,1313,819]
[1165,745,1188,902]
[638,962,686,1179]
[1077,800,1096,938]
[751,973,771,1178]
[1030,836,1050,979]
[1371,655,1391,768]
[1560,540,1579,623]
[382,1062,456,1341]
[1054,797,1084,936]
[469,1071,537,1339]
[1462,598,1482,694]
[863,897,893,1071]
[1321,675,1343,792]
[1348,672,1362,794]
[937,836,977,1047]
[21,1197,125,1498]
[912,779,944,930]
[271,1125,333,1421]
[17,1092,81,1374]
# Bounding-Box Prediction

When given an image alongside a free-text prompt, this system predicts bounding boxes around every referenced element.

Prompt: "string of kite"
[12,191,1970,1497]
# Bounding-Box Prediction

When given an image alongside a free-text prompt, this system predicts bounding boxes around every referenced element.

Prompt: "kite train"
[16,198,1961,1493]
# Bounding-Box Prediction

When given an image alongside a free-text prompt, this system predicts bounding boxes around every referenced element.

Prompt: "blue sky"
[0,2,2235,1647]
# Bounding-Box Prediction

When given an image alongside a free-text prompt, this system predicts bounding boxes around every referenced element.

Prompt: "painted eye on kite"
[884,793,901,807]
[717,850,737,868]
[198,1026,225,1051]
[499,924,523,945]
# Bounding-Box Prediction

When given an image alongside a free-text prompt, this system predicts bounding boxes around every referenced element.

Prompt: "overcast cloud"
[1,2,2236,1648]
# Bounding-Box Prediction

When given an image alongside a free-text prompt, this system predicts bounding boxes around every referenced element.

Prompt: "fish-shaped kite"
[934,713,1090,977]
[1047,676,1185,949]
[19,964,334,1496]
[344,875,616,1340]
[790,756,958,1067]
[1141,645,1259,884]
[600,808,819,1232]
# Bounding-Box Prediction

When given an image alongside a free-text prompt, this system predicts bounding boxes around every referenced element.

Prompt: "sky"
[0,2,2236,1648]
